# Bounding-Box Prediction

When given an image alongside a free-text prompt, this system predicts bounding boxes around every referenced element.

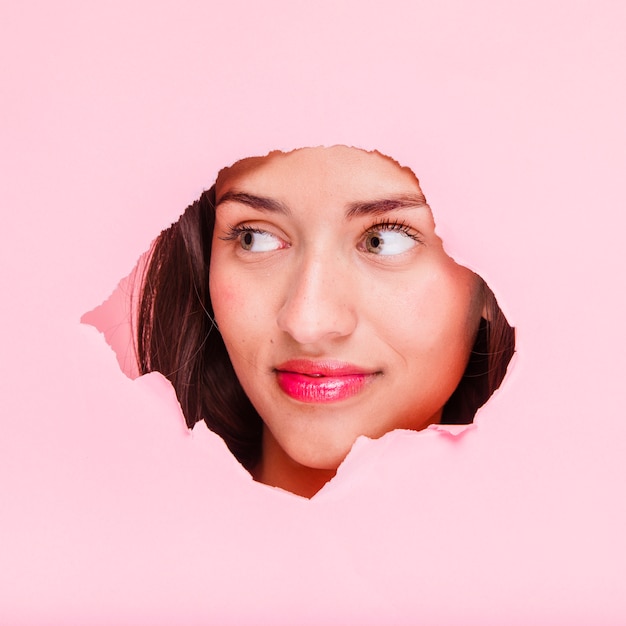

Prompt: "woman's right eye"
[230,228,285,252]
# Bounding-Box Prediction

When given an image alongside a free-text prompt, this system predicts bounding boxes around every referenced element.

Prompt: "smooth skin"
[209,146,484,498]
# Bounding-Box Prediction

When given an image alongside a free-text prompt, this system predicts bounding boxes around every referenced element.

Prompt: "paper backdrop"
[2,1,625,624]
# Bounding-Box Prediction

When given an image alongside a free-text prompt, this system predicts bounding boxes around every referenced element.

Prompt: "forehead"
[215,146,424,202]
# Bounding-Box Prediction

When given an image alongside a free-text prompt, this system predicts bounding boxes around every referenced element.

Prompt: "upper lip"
[274,359,376,377]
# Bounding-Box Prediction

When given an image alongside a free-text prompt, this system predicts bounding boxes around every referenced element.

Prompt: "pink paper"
[2,1,625,623]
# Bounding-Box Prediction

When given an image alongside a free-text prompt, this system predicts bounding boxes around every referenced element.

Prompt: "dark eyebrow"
[345,193,428,218]
[216,190,428,218]
[216,191,291,215]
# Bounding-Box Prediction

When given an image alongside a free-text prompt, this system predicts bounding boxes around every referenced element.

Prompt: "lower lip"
[275,371,373,403]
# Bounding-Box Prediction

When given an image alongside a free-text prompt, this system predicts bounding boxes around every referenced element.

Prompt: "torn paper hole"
[82,145,515,498]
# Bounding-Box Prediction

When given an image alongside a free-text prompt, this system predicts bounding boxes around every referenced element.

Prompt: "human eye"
[219,225,287,252]
[360,220,422,256]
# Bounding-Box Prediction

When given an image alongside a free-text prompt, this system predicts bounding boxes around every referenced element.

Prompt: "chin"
[286,441,355,472]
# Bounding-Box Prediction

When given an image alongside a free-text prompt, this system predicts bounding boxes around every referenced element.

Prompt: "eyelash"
[363,219,423,243]
[219,220,423,246]
[219,224,268,242]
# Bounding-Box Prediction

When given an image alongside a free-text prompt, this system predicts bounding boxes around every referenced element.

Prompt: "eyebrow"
[216,191,291,214]
[216,190,428,218]
[345,193,428,218]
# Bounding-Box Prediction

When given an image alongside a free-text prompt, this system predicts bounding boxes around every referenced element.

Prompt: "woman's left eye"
[360,224,420,256]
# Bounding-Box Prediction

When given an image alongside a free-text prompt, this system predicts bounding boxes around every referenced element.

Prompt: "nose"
[276,253,358,345]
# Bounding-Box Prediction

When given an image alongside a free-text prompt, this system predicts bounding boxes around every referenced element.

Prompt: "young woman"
[137,146,515,497]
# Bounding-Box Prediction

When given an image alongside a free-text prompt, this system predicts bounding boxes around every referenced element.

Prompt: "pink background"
[2,1,625,624]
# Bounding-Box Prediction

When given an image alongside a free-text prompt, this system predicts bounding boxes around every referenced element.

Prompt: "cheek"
[210,279,237,309]
[378,263,478,351]
[209,273,241,324]
[208,260,246,335]
[209,263,280,350]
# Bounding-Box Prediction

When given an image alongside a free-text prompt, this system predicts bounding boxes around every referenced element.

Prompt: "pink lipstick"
[274,360,377,403]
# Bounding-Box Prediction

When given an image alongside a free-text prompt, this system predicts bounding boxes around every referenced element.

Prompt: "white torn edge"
[81,143,514,499]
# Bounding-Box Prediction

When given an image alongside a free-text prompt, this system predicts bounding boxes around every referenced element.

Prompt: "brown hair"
[137,186,515,470]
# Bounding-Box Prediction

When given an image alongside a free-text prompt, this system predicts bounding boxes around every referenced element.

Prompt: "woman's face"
[210,147,483,488]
